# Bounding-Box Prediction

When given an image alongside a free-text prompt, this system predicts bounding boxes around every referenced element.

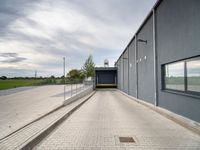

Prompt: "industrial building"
[115,0,200,122]
[95,67,117,88]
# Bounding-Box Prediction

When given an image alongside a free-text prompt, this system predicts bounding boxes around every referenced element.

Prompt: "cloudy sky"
[0,0,156,77]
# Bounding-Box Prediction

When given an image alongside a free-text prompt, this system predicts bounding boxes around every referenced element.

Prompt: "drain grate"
[119,137,135,143]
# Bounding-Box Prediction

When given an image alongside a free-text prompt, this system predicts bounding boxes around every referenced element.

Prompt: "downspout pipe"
[153,8,158,106]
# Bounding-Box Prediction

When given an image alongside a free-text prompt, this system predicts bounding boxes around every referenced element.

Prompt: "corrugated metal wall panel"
[123,50,129,94]
[128,40,136,97]
[137,15,155,104]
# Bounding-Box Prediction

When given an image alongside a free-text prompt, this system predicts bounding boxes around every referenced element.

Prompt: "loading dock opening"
[95,67,117,88]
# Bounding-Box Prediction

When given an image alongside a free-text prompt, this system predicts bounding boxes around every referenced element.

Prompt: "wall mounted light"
[137,39,147,44]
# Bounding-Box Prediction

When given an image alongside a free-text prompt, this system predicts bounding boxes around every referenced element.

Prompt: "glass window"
[187,58,200,92]
[165,62,185,91]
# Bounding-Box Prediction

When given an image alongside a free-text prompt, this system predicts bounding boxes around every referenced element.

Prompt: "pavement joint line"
[19,91,96,150]
[33,89,200,149]
[0,86,90,141]
[118,89,200,136]
[0,104,64,141]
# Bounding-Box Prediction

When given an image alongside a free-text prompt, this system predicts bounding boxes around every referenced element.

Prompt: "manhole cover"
[119,137,135,143]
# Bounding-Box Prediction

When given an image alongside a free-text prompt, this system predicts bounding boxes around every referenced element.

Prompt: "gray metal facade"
[117,61,121,90]
[128,40,136,97]
[116,0,200,122]
[119,62,122,90]
[123,50,129,94]
[137,15,155,104]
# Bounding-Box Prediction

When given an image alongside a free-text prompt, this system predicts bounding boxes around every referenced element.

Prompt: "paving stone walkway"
[34,89,200,150]
[0,85,79,139]
[0,92,93,150]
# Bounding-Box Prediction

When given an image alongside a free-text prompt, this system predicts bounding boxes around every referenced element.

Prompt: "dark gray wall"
[123,50,129,94]
[156,0,200,122]
[128,40,137,97]
[120,57,124,91]
[116,0,200,122]
[137,15,155,104]
[117,61,121,89]
[96,70,117,84]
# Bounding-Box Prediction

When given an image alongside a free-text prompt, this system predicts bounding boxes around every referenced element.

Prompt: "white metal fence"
[64,80,94,101]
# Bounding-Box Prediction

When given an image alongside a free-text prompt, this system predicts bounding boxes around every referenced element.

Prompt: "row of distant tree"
[0,55,96,82]
[66,55,95,81]
[0,76,58,80]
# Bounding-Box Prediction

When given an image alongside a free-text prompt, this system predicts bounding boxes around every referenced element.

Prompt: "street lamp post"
[63,57,66,101]
[63,57,65,84]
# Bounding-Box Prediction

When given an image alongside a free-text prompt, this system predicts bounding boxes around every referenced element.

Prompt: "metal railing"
[64,80,94,101]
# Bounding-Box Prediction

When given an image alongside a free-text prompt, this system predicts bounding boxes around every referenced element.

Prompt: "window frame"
[162,55,200,97]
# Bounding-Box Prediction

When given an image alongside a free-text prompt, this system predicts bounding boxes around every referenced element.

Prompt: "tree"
[67,69,84,81]
[50,75,55,79]
[0,76,7,80]
[60,75,65,84]
[79,70,86,80]
[82,55,95,78]
[44,75,56,84]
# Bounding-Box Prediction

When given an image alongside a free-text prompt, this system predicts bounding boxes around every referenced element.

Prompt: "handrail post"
[76,82,77,95]
[71,83,72,97]
[64,85,66,101]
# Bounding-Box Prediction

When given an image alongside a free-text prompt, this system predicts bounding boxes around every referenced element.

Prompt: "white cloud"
[0,0,157,77]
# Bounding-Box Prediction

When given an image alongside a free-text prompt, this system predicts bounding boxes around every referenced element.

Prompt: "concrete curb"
[20,91,95,150]
[0,86,93,141]
[0,104,64,141]
[64,86,93,105]
[118,89,200,136]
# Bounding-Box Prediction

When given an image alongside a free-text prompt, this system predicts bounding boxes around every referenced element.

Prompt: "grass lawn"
[0,79,45,90]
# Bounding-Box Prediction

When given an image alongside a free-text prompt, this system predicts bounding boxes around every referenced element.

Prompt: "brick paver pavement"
[0,92,93,150]
[34,89,200,149]
[0,85,82,139]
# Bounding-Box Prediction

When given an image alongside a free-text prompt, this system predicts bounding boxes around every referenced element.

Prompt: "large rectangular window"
[165,62,185,91]
[163,56,200,97]
[187,58,200,93]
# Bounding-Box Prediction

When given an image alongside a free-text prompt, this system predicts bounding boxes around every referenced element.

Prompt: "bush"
[0,76,7,80]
